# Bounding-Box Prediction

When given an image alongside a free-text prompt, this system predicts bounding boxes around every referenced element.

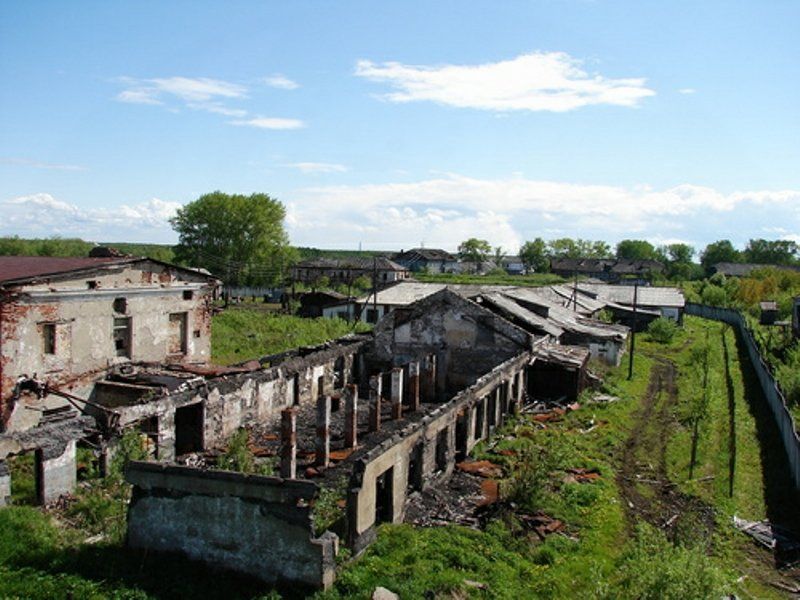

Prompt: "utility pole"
[572,269,578,311]
[372,257,378,322]
[627,281,639,380]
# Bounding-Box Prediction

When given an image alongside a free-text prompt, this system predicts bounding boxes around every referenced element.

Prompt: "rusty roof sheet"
[0,256,128,284]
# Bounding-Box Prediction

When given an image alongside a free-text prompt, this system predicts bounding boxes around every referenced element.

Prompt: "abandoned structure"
[0,272,610,590]
[291,257,409,287]
[0,256,219,433]
[391,248,459,273]
[549,258,664,282]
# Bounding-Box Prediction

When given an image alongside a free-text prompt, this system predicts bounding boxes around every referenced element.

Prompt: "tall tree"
[743,239,798,265]
[616,239,659,261]
[519,238,550,273]
[458,238,492,264]
[700,240,740,273]
[171,191,297,286]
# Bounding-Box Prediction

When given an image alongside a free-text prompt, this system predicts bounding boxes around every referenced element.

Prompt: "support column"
[495,387,503,428]
[424,354,437,402]
[315,395,331,467]
[157,411,176,462]
[99,439,116,478]
[35,440,76,505]
[280,407,297,479]
[0,460,10,507]
[408,361,420,412]
[390,367,404,420]
[368,375,381,433]
[344,384,358,448]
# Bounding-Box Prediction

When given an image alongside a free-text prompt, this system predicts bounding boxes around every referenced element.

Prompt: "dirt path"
[617,357,715,542]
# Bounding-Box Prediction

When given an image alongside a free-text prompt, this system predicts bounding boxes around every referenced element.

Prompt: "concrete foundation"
[390,368,403,420]
[315,396,330,468]
[344,385,358,448]
[36,440,76,505]
[280,408,297,479]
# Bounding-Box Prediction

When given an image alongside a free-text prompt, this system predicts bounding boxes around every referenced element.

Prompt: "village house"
[0,255,219,433]
[391,248,459,273]
[291,257,409,288]
[550,257,664,282]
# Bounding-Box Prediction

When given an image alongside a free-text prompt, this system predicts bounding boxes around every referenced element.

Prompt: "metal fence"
[685,302,800,489]
[224,287,284,303]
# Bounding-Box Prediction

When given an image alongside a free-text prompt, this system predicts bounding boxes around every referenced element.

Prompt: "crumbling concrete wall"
[346,351,530,553]
[1,261,216,432]
[370,289,532,398]
[125,462,337,590]
[89,339,366,460]
[0,416,93,506]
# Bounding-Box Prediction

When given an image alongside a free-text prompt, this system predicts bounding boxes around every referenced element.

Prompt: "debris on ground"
[456,460,503,479]
[564,467,601,484]
[590,393,620,404]
[733,516,800,553]
[478,480,500,506]
[518,511,565,540]
[372,587,399,600]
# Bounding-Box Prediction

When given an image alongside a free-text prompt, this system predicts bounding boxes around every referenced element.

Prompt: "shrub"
[647,317,678,344]
[609,523,724,599]
[700,284,727,306]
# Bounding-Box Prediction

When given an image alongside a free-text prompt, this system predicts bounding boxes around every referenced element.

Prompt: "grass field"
[211,308,371,365]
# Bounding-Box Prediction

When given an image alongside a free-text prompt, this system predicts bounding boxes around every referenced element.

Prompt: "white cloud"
[1,193,182,241]
[287,162,348,174]
[115,76,306,131]
[0,157,88,171]
[678,88,696,94]
[285,174,800,250]
[354,51,655,112]
[263,74,300,90]
[229,117,306,130]
[187,102,248,117]
[117,76,247,104]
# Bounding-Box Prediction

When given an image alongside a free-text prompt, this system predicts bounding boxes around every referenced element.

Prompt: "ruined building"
[0,266,642,590]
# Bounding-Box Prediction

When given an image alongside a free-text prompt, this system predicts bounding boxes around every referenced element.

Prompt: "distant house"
[759,301,779,326]
[550,258,664,282]
[297,290,349,318]
[711,262,800,278]
[291,257,409,287]
[392,248,459,273]
[501,256,526,275]
[0,255,219,432]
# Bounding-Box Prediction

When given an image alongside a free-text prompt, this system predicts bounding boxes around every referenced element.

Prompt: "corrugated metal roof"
[0,256,128,284]
[354,281,516,306]
[577,283,685,308]
[503,288,628,341]
[481,293,564,337]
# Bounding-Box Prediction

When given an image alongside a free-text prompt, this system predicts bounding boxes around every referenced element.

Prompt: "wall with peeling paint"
[1,261,216,431]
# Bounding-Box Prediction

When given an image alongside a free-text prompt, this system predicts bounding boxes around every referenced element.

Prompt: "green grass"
[414,272,566,286]
[211,309,371,365]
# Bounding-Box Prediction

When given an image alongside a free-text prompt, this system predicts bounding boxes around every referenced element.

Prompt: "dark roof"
[295,256,408,271]
[0,256,220,287]
[0,256,127,284]
[393,248,457,262]
[550,258,614,272]
[550,258,664,274]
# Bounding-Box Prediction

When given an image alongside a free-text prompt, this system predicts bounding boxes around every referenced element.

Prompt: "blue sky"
[1,1,798,254]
